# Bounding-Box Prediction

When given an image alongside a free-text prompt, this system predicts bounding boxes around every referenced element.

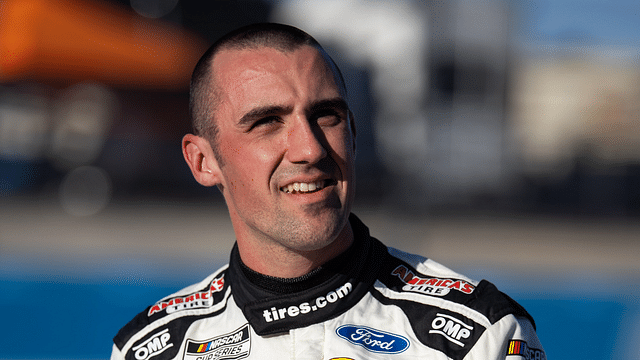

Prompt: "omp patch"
[184,324,250,360]
[132,329,173,360]
[429,313,473,347]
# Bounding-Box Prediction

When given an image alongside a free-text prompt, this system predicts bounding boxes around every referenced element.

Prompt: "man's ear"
[182,134,222,187]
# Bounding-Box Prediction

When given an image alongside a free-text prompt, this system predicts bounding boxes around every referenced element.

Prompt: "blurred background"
[1,0,639,358]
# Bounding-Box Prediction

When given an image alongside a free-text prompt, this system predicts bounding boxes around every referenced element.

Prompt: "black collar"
[227,214,388,335]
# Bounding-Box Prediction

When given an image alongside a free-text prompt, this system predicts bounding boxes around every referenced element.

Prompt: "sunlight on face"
[211,45,356,253]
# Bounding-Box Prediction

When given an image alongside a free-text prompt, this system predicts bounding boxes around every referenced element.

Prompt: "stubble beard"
[269,204,350,254]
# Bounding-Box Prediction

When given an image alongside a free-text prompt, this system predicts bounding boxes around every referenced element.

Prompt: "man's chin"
[284,216,351,253]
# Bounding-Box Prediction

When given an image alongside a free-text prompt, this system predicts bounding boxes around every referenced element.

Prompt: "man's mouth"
[280,180,336,194]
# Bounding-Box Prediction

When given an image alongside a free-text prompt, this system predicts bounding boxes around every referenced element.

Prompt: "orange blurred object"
[0,0,208,90]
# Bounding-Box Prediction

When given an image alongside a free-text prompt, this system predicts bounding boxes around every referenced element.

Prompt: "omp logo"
[133,329,173,360]
[392,265,475,296]
[506,340,546,360]
[336,325,410,354]
[184,325,250,360]
[429,314,473,347]
[262,282,352,323]
[148,275,225,316]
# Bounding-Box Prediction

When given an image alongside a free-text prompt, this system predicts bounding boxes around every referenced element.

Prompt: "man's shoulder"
[380,247,479,297]
[376,246,535,327]
[370,246,540,360]
[112,264,231,355]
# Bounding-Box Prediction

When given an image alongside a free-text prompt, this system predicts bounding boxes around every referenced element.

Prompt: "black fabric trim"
[239,260,328,294]
[370,288,485,360]
[236,233,361,295]
[506,291,536,330]
[114,307,152,349]
[470,280,536,330]
[228,213,389,335]
[121,308,229,360]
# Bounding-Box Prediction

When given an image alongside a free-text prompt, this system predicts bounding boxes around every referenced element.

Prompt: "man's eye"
[250,116,280,130]
[315,110,342,126]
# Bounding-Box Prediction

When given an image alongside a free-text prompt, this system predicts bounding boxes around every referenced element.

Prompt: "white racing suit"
[111,214,545,360]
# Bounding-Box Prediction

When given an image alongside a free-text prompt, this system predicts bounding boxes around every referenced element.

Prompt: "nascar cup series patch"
[506,339,546,360]
[183,325,250,360]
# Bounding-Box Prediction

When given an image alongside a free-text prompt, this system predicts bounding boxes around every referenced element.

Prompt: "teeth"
[281,181,324,193]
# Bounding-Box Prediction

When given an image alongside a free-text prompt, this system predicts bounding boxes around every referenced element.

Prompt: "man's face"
[210,45,356,253]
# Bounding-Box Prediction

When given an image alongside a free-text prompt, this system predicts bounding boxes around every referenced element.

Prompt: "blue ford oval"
[336,325,410,354]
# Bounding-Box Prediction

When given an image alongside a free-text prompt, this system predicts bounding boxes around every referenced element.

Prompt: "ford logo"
[336,325,409,354]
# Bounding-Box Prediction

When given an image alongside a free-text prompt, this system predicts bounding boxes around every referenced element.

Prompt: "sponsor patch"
[506,340,546,360]
[336,325,409,354]
[391,265,475,296]
[262,282,352,323]
[148,275,225,316]
[429,313,473,347]
[132,328,173,360]
[184,324,250,360]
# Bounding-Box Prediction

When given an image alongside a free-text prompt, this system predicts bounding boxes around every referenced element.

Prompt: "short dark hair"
[189,23,347,159]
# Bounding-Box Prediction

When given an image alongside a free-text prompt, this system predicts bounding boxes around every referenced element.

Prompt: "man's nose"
[285,117,328,164]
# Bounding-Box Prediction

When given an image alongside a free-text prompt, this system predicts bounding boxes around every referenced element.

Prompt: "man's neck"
[236,223,354,278]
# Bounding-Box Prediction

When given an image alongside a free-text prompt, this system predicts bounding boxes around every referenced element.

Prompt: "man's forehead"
[209,45,344,111]
[213,45,327,77]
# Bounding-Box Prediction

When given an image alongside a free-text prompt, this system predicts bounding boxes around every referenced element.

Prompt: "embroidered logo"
[184,324,250,360]
[506,340,546,360]
[336,325,409,354]
[261,282,352,323]
[429,313,473,347]
[392,265,475,296]
[148,275,225,316]
[133,329,173,360]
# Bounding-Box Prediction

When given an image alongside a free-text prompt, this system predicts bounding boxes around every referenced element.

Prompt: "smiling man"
[184,42,356,278]
[111,23,545,360]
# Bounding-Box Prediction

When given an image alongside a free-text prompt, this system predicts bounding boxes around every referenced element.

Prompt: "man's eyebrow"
[237,98,348,127]
[237,105,292,127]
[308,98,349,114]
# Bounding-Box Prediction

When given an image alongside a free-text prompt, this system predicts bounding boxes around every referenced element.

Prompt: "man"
[111,23,545,360]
